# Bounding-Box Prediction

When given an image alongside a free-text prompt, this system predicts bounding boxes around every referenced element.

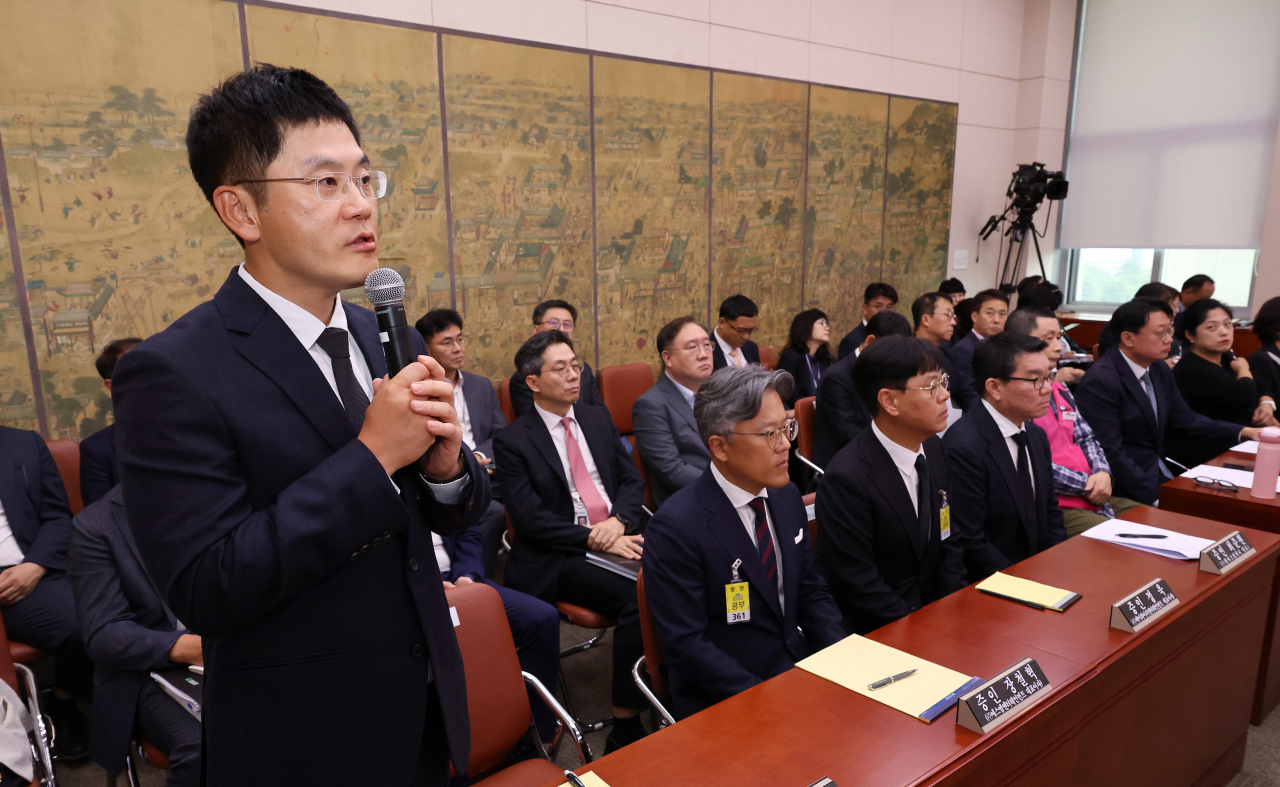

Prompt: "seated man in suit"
[912,291,966,413]
[1075,297,1254,506]
[0,427,90,760]
[642,365,846,719]
[712,294,761,369]
[80,337,141,507]
[417,308,512,577]
[948,289,1008,411]
[943,333,1067,580]
[633,316,714,507]
[812,311,912,467]
[493,330,649,752]
[1098,282,1177,357]
[837,282,899,359]
[509,300,605,418]
[69,487,202,785]
[816,336,966,634]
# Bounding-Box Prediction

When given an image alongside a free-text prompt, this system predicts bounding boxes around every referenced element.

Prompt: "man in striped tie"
[641,365,847,720]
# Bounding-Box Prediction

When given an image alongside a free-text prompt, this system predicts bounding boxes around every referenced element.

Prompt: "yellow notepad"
[556,773,611,787]
[977,572,1080,611]
[797,634,972,720]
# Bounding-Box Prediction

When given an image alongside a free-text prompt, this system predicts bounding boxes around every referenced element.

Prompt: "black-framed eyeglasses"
[723,418,798,450]
[234,170,387,201]
[723,321,757,338]
[1004,374,1053,391]
[1192,476,1238,491]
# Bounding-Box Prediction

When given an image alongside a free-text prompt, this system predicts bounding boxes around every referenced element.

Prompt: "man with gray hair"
[641,365,847,719]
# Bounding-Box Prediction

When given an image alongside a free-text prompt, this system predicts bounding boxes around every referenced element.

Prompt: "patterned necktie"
[914,454,931,543]
[747,497,778,596]
[315,327,369,433]
[560,417,611,526]
[1140,371,1174,479]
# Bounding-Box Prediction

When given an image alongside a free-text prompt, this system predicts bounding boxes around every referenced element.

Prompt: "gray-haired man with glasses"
[944,332,1067,581]
[642,365,846,719]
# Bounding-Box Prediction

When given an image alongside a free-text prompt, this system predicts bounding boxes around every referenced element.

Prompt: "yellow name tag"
[725,582,750,624]
[940,506,952,541]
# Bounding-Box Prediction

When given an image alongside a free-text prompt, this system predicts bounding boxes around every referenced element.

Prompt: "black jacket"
[837,323,866,360]
[812,354,870,468]
[1168,351,1255,468]
[1249,344,1280,403]
[0,426,73,570]
[816,430,967,634]
[79,423,118,508]
[776,347,833,408]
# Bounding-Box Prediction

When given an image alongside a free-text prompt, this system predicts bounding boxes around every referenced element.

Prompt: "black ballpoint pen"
[564,771,588,787]
[978,588,1046,610]
[1117,534,1167,539]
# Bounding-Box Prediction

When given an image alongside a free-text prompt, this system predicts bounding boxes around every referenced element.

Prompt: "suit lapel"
[772,496,802,629]
[700,475,783,623]
[860,432,925,563]
[460,372,488,440]
[523,416,570,493]
[1115,353,1159,436]
[919,441,944,572]
[0,435,25,523]
[344,303,388,380]
[110,494,176,628]
[974,404,1035,532]
[656,375,698,433]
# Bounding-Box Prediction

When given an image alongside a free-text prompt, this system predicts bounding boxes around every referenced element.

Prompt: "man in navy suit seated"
[944,333,1067,580]
[507,300,606,419]
[79,337,141,507]
[837,282,899,360]
[948,288,1008,411]
[642,365,846,719]
[1075,297,1255,506]
[711,294,762,370]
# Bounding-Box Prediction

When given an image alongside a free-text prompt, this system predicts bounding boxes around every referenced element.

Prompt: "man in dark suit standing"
[80,337,141,507]
[493,330,648,752]
[68,487,201,785]
[508,300,605,418]
[0,426,90,760]
[816,336,966,634]
[642,365,846,719]
[948,289,1008,412]
[943,333,1067,580]
[112,66,487,786]
[633,316,714,507]
[417,308,512,576]
[837,282,898,360]
[1075,297,1252,506]
[711,294,762,370]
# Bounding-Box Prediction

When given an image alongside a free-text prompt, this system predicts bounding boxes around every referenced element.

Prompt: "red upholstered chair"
[45,439,82,515]
[597,362,654,438]
[758,345,778,370]
[499,378,516,425]
[803,492,818,550]
[794,396,816,462]
[446,582,588,784]
[117,737,171,785]
[633,570,674,726]
[631,441,657,513]
[0,612,54,785]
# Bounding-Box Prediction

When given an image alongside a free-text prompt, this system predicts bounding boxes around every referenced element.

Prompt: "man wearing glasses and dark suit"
[508,300,606,418]
[711,295,762,370]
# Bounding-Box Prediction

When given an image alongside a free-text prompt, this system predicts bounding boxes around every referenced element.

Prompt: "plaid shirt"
[1049,385,1115,519]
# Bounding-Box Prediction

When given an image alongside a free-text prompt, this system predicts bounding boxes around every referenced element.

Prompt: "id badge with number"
[939,490,952,541]
[726,582,750,624]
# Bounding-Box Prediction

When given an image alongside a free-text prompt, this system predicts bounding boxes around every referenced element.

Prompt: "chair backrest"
[794,396,816,461]
[802,492,817,551]
[498,378,516,425]
[598,362,654,436]
[758,345,778,370]
[635,570,671,707]
[45,439,83,515]
[1092,343,1100,361]
[631,439,657,512]
[446,582,531,776]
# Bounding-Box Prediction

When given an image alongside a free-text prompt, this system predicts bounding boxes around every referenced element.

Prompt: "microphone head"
[364,267,405,306]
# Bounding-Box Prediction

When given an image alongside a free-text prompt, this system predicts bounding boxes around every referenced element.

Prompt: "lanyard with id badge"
[725,558,750,624]
[571,491,590,527]
[939,490,952,541]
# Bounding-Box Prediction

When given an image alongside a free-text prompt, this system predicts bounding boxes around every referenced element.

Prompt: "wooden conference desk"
[550,514,1278,787]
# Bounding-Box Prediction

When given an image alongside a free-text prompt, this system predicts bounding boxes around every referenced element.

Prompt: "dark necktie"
[747,497,778,597]
[914,454,931,543]
[315,327,369,433]
[1012,430,1034,505]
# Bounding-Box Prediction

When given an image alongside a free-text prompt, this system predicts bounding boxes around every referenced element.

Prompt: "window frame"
[1061,247,1258,313]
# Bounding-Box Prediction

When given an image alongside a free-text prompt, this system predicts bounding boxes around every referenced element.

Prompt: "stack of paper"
[1081,519,1214,560]
[976,573,1080,611]
[1232,440,1259,454]
[1182,464,1279,492]
[797,635,979,722]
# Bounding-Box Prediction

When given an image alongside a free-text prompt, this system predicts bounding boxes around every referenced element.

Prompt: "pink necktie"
[560,417,611,526]
[730,347,742,366]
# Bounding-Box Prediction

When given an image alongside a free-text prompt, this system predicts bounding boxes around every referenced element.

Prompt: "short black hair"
[786,309,832,361]
[1019,282,1063,311]
[972,288,1010,309]
[973,332,1049,396]
[939,278,966,296]
[514,329,574,381]
[911,292,949,329]
[1006,306,1057,337]
[864,282,899,305]
[532,299,578,325]
[186,64,361,244]
[1254,296,1280,344]
[657,316,704,357]
[1111,296,1174,339]
[415,309,464,343]
[1182,274,1215,293]
[1179,298,1232,343]
[953,297,975,336]
[95,337,143,380]
[853,336,942,417]
[1135,282,1172,301]
[1016,275,1043,297]
[718,294,758,321]
[866,310,912,340]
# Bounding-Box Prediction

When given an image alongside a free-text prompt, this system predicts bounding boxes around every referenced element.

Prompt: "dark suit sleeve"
[1074,365,1161,506]
[950,341,975,412]
[27,433,74,571]
[942,346,970,411]
[446,528,486,582]
[822,374,869,450]
[492,427,590,554]
[1164,376,1244,444]
[79,434,115,508]
[114,345,479,638]
[1249,349,1278,401]
[474,381,508,459]
[633,394,702,493]
[776,350,802,409]
[942,433,1011,579]
[793,530,848,648]
[510,372,534,419]
[931,441,969,593]
[837,332,859,361]
[605,419,645,524]
[582,364,605,412]
[1035,429,1068,547]
[69,508,182,673]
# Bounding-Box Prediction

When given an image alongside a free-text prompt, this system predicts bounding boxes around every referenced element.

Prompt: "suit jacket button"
[350,552,359,561]
[409,557,419,571]
[360,544,370,553]
[383,531,391,539]
[411,643,425,658]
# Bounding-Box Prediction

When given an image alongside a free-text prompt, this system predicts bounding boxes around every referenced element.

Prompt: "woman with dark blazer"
[1248,296,1280,415]
[1168,298,1273,469]
[777,309,834,409]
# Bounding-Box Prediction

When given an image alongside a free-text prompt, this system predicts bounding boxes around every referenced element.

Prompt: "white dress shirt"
[870,421,925,514]
[714,329,746,367]
[710,463,784,612]
[534,403,613,517]
[432,532,452,576]
[0,497,25,566]
[981,399,1034,495]
[452,371,475,450]
[666,373,696,410]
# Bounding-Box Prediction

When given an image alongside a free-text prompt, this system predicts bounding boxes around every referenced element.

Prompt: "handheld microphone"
[364,268,415,376]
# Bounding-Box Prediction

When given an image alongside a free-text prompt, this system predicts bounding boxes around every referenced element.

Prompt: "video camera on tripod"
[979,162,1069,291]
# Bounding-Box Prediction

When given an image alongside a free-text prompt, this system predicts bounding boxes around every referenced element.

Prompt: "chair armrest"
[631,656,676,728]
[522,671,593,764]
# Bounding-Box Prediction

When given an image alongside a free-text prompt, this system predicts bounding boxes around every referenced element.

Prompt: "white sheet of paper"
[1182,464,1280,492]
[1081,518,1215,560]
[1232,440,1260,454]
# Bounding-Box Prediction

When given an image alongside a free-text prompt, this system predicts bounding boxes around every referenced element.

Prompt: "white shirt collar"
[713,329,741,364]
[238,263,347,347]
[710,462,768,507]
[870,420,924,475]
[981,398,1025,437]
[1119,348,1151,380]
[453,369,465,391]
[534,402,575,433]
[665,372,697,408]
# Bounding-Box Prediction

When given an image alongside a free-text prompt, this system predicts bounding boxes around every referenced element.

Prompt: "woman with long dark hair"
[777,308,834,409]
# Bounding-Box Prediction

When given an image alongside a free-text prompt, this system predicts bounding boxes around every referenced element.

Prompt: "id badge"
[571,492,590,528]
[1062,410,1078,421]
[725,582,750,624]
[939,490,952,541]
